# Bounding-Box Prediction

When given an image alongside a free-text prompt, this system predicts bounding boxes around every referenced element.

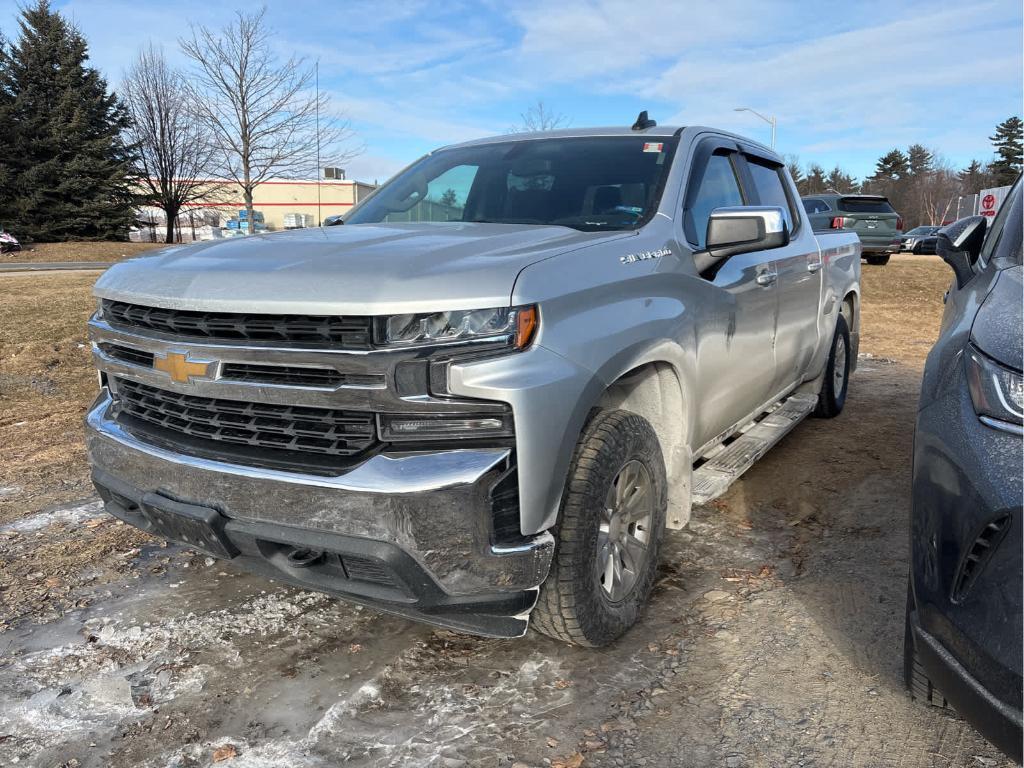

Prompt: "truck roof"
[441,124,778,159]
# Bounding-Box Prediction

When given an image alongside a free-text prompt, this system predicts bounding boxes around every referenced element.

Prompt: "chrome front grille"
[99,343,385,390]
[114,378,378,459]
[102,300,373,348]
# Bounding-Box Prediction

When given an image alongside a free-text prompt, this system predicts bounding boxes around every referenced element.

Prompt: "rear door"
[741,152,823,395]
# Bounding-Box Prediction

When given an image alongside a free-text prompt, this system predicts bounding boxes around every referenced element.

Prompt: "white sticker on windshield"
[642,142,663,153]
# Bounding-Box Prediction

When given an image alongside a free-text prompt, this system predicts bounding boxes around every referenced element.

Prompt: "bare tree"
[511,99,569,133]
[919,158,961,226]
[123,45,222,243]
[180,7,359,226]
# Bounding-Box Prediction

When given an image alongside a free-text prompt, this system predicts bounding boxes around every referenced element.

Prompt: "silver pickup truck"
[86,118,861,646]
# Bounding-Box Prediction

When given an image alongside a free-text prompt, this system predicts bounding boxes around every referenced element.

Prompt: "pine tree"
[958,160,992,194]
[988,116,1022,186]
[871,149,910,182]
[0,32,14,216]
[0,1,136,241]
[804,164,827,195]
[825,166,857,193]
[906,144,934,177]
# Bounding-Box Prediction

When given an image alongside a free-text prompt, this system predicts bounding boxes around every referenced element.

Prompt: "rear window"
[839,197,895,214]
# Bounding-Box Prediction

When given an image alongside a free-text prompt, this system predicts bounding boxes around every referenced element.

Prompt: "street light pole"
[734,107,777,150]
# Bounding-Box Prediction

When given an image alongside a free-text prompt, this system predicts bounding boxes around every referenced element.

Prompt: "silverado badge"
[153,350,215,384]
[620,248,671,265]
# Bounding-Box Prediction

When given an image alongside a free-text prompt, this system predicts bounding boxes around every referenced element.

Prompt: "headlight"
[966,345,1023,430]
[378,305,538,349]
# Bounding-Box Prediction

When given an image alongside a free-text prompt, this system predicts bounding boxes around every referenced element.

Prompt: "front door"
[681,145,778,448]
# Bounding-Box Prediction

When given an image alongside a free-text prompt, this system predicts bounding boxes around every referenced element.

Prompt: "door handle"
[756,271,777,286]
[807,261,823,273]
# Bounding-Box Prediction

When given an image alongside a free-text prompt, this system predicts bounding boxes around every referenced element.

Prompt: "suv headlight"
[377,305,537,349]
[966,345,1023,431]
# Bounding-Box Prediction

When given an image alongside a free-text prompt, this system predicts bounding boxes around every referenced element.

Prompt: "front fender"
[449,344,605,535]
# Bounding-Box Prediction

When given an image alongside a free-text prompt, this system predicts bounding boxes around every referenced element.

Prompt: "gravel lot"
[0,254,1014,767]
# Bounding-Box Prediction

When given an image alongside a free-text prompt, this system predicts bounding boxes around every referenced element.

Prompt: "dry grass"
[0,271,100,522]
[858,253,952,365]
[3,241,165,264]
[0,254,954,524]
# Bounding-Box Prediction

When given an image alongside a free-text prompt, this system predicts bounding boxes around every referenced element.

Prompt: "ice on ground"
[1,499,104,533]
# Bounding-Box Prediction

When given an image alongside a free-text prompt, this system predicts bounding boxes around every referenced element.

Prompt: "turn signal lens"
[514,305,538,350]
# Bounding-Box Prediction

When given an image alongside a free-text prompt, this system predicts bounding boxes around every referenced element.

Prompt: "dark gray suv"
[803,193,903,265]
[904,177,1022,762]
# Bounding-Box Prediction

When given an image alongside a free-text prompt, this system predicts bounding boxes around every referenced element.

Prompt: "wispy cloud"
[0,0,1020,181]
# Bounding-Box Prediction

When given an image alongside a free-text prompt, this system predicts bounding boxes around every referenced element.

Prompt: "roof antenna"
[632,110,657,130]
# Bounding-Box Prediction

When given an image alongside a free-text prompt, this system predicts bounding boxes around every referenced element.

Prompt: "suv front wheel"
[532,409,667,647]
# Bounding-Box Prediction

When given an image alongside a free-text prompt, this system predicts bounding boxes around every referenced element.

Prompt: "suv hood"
[95,223,628,315]
[971,265,1023,371]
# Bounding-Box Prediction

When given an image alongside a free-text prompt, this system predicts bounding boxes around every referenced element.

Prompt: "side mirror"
[936,215,986,289]
[704,206,790,262]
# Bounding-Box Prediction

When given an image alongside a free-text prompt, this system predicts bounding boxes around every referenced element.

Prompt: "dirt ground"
[2,241,164,264]
[0,254,1014,767]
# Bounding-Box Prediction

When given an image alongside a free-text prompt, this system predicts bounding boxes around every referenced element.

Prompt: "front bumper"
[910,380,1023,758]
[86,392,555,637]
[907,608,1023,762]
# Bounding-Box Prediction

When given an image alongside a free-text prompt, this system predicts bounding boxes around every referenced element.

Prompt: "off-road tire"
[532,409,667,647]
[904,586,953,710]
[866,254,891,265]
[814,314,851,418]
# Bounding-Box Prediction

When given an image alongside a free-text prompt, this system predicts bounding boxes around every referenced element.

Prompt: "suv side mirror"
[936,215,986,289]
[704,206,790,262]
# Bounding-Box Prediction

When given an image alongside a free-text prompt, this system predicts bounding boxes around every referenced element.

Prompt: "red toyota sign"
[982,194,996,210]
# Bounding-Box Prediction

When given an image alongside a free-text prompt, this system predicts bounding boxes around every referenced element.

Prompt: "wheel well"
[597,362,692,529]
[841,291,857,331]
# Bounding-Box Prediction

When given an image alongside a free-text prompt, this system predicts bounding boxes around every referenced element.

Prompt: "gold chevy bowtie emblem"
[153,351,214,384]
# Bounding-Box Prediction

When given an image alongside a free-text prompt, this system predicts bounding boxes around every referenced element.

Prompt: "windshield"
[345,136,679,232]
[907,226,938,235]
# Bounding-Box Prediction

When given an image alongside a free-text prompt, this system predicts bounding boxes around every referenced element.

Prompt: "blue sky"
[1,0,1021,183]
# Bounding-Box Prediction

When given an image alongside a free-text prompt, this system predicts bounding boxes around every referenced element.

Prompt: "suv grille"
[114,378,377,459]
[102,300,373,348]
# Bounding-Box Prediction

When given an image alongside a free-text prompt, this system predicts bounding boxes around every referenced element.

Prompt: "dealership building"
[134,176,377,241]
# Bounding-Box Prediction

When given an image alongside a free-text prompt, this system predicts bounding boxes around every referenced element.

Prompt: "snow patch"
[1,499,104,533]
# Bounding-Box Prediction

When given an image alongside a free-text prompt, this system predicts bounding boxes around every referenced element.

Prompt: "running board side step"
[691,393,818,505]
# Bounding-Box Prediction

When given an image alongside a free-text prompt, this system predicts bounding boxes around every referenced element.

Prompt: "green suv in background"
[803,194,903,265]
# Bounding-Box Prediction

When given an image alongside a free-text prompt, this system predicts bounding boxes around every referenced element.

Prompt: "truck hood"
[95,222,628,315]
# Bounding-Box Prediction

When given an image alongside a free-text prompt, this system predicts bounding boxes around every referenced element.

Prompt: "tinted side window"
[802,198,830,214]
[686,153,744,248]
[748,159,794,232]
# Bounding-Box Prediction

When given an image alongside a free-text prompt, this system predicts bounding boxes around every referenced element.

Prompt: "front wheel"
[814,314,851,418]
[532,409,667,647]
